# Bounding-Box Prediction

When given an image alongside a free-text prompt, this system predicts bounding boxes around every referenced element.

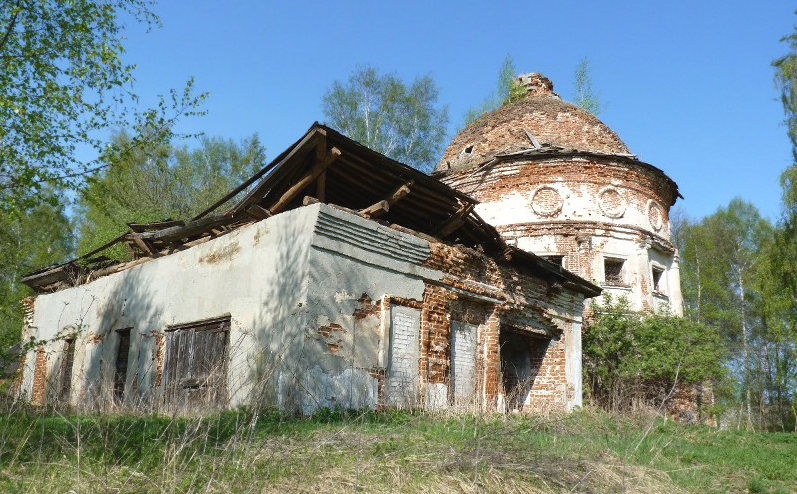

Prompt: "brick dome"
[435,73,630,173]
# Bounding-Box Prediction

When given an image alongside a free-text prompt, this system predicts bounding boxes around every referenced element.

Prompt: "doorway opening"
[499,329,549,411]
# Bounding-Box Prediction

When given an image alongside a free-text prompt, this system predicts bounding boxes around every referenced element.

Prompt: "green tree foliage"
[321,66,448,172]
[0,193,72,372]
[766,22,797,430]
[76,133,266,259]
[677,199,796,430]
[772,16,797,338]
[583,295,724,415]
[773,20,797,163]
[573,57,603,115]
[462,55,526,126]
[0,0,206,212]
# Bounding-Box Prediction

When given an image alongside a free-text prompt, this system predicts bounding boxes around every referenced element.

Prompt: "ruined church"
[16,73,682,414]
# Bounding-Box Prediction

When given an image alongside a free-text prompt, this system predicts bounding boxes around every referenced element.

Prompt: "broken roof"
[22,123,601,297]
[435,74,631,173]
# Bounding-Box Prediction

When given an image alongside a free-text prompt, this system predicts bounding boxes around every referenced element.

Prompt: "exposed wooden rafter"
[433,202,475,237]
[360,200,390,218]
[268,147,341,215]
[245,204,272,221]
[358,180,414,219]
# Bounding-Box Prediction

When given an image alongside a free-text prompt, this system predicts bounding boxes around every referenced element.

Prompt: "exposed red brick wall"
[31,346,47,406]
[668,383,716,425]
[480,308,502,406]
[441,155,677,310]
[420,285,452,386]
[442,156,678,226]
[13,354,26,397]
[412,240,582,411]
[436,83,630,173]
[525,337,567,413]
[14,297,35,397]
[354,293,380,319]
[153,332,165,388]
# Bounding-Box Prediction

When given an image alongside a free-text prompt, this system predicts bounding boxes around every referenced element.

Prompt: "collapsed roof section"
[22,123,600,297]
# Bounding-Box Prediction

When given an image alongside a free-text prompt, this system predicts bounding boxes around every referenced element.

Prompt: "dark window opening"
[59,338,76,402]
[114,328,132,402]
[652,266,665,293]
[604,258,625,286]
[499,329,549,412]
[542,254,565,267]
[460,144,474,157]
[163,316,231,411]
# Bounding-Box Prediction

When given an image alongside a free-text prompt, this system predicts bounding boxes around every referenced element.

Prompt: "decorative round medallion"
[530,186,563,217]
[598,186,626,218]
[648,200,664,231]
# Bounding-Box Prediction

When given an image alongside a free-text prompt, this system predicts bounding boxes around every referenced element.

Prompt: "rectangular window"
[163,316,231,411]
[59,338,76,402]
[652,266,665,294]
[114,328,132,402]
[604,258,625,286]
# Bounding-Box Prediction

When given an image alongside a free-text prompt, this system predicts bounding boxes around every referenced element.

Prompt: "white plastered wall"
[19,204,439,412]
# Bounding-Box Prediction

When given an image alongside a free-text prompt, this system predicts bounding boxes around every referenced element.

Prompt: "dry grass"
[0,402,794,493]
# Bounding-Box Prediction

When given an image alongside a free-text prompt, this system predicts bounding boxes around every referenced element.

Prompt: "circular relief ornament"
[598,186,626,218]
[530,186,563,217]
[648,200,664,231]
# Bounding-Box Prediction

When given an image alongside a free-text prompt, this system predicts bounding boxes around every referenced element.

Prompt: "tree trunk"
[739,271,752,429]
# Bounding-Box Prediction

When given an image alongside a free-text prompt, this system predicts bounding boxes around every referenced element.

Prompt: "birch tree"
[322,66,448,172]
[573,57,603,115]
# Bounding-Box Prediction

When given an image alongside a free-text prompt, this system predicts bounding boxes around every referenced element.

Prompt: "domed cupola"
[436,73,630,173]
[434,72,684,317]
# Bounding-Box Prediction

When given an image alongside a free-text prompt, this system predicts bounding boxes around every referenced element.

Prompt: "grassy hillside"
[0,405,794,493]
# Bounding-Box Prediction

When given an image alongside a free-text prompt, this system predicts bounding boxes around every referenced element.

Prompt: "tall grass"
[0,395,794,493]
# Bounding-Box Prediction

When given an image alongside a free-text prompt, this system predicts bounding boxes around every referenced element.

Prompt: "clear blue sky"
[120,0,795,221]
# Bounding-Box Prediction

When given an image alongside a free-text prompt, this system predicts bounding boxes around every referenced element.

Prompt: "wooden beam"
[269,147,341,215]
[360,200,390,218]
[357,180,414,219]
[316,170,326,202]
[194,127,328,221]
[433,203,474,237]
[314,130,328,202]
[437,218,465,237]
[127,219,184,233]
[147,215,231,242]
[303,196,320,206]
[387,180,413,205]
[130,235,157,257]
[245,204,272,221]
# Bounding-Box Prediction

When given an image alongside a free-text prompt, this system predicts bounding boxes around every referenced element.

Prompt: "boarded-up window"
[163,316,230,411]
[114,328,132,402]
[59,338,76,402]
[451,321,477,406]
[385,306,420,407]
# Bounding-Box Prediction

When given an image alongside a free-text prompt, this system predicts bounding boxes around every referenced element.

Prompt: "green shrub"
[584,294,725,413]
